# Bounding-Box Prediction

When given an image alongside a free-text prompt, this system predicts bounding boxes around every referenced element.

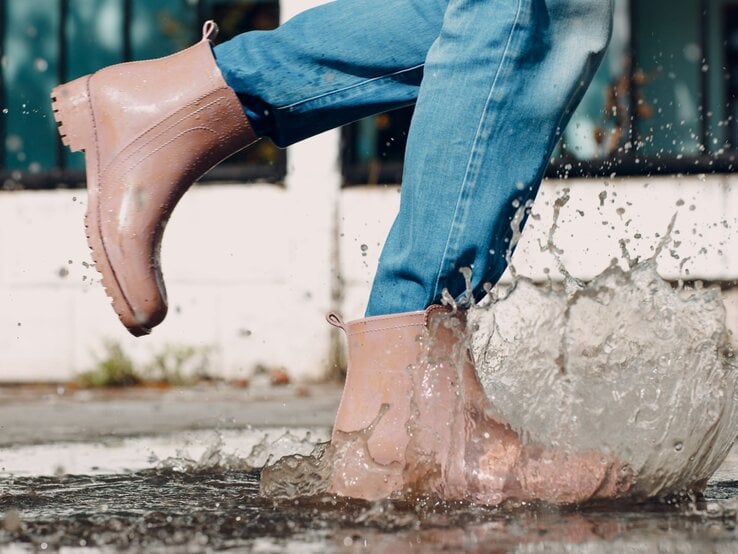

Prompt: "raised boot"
[51,21,257,336]
[327,307,629,503]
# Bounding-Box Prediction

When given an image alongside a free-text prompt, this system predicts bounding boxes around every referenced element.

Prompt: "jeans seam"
[276,63,425,112]
[431,0,525,301]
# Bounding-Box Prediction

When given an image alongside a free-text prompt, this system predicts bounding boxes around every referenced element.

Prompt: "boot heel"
[51,75,94,153]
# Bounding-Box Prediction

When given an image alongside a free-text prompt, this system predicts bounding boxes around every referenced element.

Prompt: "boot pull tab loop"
[201,20,219,42]
[424,304,447,326]
[326,312,346,331]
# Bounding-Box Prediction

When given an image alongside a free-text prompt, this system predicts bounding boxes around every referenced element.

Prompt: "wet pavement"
[0,384,339,447]
[1,384,738,552]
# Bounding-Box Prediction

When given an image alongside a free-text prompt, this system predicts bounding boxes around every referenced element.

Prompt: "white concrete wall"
[0,131,341,382]
[3,173,737,382]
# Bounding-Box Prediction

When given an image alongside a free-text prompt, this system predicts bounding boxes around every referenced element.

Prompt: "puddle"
[1,457,738,552]
[2,422,737,551]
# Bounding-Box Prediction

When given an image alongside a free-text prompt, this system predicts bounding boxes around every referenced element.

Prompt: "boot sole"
[51,76,151,337]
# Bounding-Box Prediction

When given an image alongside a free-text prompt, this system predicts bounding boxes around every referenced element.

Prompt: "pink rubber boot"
[51,21,257,335]
[327,306,630,503]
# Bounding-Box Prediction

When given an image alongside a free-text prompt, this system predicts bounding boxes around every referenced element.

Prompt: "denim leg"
[213,0,448,147]
[365,0,614,316]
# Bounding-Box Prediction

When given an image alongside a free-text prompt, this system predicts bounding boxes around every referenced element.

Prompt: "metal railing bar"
[122,0,132,62]
[627,0,639,162]
[56,0,69,171]
[699,0,709,150]
[0,0,6,169]
[2,161,286,190]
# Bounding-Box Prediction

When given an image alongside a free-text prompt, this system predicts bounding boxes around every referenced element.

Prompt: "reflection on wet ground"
[1,463,738,552]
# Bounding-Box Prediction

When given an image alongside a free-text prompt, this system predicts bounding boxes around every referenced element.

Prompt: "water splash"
[469,256,738,499]
[155,428,325,474]
[261,405,407,499]
[257,269,737,505]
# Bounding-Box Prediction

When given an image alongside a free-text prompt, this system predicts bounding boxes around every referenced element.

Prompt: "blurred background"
[4,0,737,186]
[1,0,738,385]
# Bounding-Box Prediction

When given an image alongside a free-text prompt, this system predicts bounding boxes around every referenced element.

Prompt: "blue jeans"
[214,0,613,316]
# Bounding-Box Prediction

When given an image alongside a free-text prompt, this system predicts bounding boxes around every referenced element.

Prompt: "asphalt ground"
[0,383,341,447]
